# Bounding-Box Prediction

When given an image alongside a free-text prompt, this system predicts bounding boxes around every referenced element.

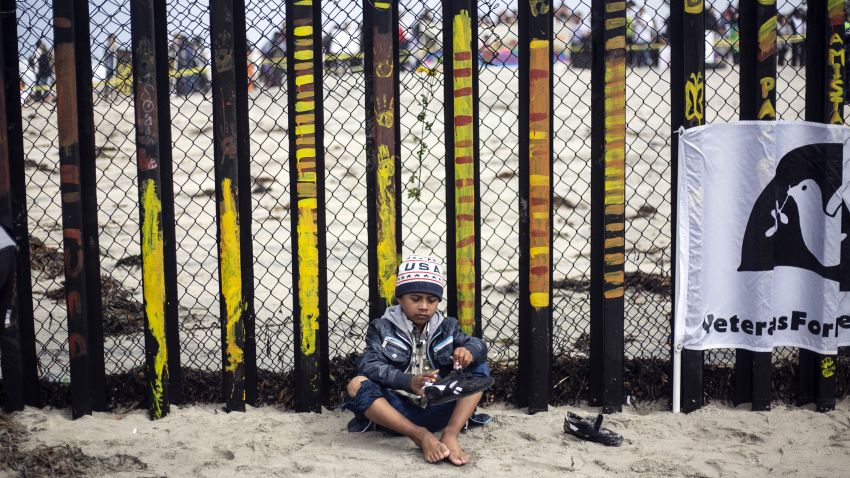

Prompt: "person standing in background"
[29,39,53,103]
[790,8,806,67]
[102,34,118,101]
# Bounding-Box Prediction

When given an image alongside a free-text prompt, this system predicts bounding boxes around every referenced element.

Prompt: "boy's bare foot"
[440,432,470,465]
[413,428,450,463]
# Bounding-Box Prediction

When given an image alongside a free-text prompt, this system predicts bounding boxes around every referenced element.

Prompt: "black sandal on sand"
[423,370,495,405]
[563,412,623,447]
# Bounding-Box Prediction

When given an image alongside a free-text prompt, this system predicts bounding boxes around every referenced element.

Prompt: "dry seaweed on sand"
[0,412,146,477]
[28,237,64,280]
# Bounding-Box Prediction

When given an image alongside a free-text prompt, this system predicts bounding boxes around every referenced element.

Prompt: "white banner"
[675,121,850,354]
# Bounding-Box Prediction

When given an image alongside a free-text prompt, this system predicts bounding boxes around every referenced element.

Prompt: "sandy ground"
[4,399,850,477]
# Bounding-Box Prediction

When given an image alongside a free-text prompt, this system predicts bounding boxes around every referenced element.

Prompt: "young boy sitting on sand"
[344,255,491,465]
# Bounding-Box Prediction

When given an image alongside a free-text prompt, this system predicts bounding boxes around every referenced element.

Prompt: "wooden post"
[517,0,552,414]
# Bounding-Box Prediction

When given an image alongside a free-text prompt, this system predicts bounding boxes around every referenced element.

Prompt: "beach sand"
[4,398,850,477]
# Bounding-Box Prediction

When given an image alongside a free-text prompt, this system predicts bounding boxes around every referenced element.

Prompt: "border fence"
[0,0,849,419]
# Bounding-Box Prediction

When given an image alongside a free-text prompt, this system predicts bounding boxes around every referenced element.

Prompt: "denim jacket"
[357,305,488,392]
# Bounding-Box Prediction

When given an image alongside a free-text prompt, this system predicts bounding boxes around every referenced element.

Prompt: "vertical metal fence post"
[443,0,481,337]
[1,0,39,407]
[130,0,177,420]
[0,12,24,412]
[152,0,182,405]
[364,0,402,322]
[670,0,705,413]
[231,0,258,406]
[736,0,776,412]
[589,0,627,414]
[286,0,329,412]
[210,0,251,412]
[517,0,552,414]
[72,0,106,411]
[802,0,843,413]
[54,0,93,418]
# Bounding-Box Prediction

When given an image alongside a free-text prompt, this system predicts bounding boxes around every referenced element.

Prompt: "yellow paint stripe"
[220,178,245,373]
[141,179,168,418]
[530,292,549,308]
[294,26,312,37]
[294,50,313,61]
[295,74,314,86]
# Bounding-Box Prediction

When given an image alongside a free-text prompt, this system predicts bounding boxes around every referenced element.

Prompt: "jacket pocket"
[432,335,454,366]
[381,337,410,365]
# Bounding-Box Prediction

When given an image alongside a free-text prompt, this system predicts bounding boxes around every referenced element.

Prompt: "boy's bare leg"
[440,391,483,466]
[349,377,449,463]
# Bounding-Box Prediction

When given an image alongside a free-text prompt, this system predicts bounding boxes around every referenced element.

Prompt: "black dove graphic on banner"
[738,143,849,291]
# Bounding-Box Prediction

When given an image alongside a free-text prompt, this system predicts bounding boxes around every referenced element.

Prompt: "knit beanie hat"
[394,255,446,300]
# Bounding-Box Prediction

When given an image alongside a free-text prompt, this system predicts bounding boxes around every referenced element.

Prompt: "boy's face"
[397,293,440,328]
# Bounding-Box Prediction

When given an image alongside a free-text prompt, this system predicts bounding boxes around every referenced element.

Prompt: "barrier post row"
[231,0,258,406]
[286,0,329,412]
[364,0,402,322]
[210,0,250,412]
[801,0,843,413]
[54,0,99,418]
[1,0,39,407]
[670,0,705,413]
[130,0,177,419]
[736,0,776,412]
[0,7,24,412]
[589,0,627,414]
[517,0,552,414]
[443,0,481,336]
[152,0,182,405]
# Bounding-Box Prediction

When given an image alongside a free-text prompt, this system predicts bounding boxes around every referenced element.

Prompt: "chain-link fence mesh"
[11,0,816,404]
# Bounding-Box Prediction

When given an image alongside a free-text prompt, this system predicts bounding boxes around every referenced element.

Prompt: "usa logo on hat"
[395,255,446,300]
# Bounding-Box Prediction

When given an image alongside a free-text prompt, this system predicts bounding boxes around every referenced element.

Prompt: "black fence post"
[1,0,39,407]
[152,0,182,405]
[210,0,251,413]
[517,0,552,414]
[736,0,776,412]
[0,10,24,412]
[364,0,402,322]
[130,0,179,420]
[286,0,329,412]
[802,0,843,413]
[54,0,94,419]
[670,0,705,413]
[589,0,627,414]
[72,0,106,412]
[231,0,258,406]
[443,0,481,337]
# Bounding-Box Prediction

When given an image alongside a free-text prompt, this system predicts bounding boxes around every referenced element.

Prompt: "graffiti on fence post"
[365,0,402,321]
[210,2,248,412]
[131,0,172,419]
[54,1,93,419]
[517,0,552,414]
[444,1,480,336]
[287,0,329,412]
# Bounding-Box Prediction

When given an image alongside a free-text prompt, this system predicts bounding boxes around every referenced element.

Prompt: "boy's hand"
[410,371,439,396]
[452,347,473,369]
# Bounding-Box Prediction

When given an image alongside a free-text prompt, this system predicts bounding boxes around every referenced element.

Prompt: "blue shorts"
[343,361,491,433]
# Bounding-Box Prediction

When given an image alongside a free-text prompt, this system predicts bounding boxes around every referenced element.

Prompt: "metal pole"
[286,0,329,412]
[589,0,627,414]
[443,0,481,337]
[670,0,705,413]
[364,0,402,322]
[130,0,173,420]
[736,0,776,412]
[210,0,248,412]
[517,0,552,414]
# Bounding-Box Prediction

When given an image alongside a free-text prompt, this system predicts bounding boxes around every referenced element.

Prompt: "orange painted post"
[517,0,553,414]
